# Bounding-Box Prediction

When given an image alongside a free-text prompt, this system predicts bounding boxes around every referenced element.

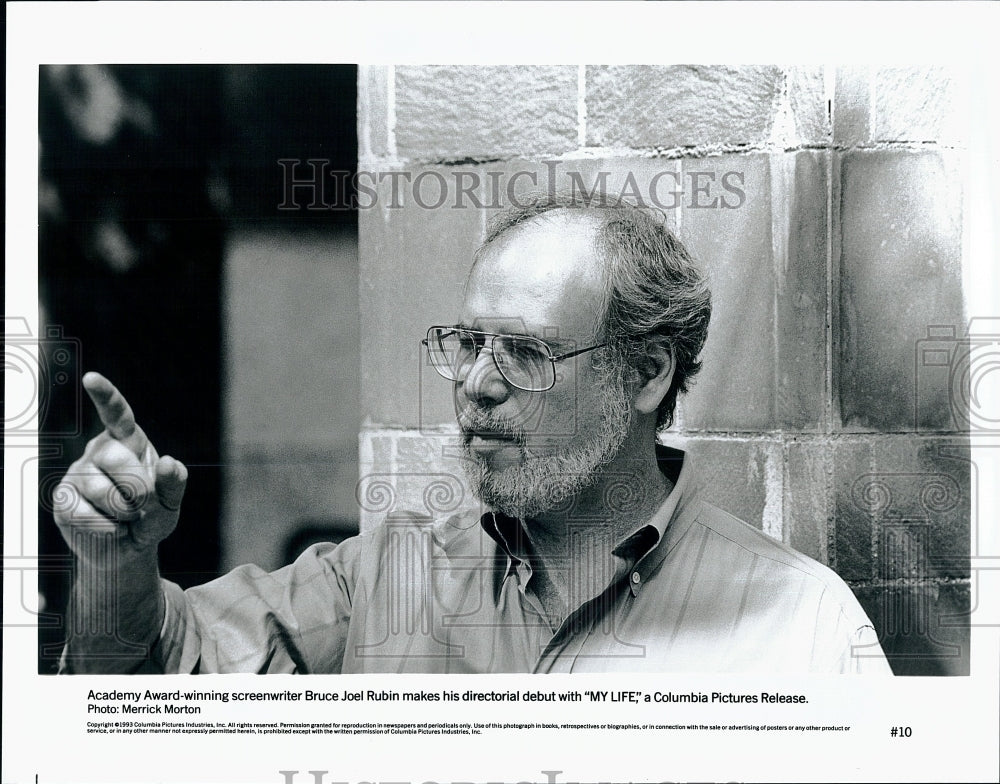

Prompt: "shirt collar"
[480,444,692,568]
[482,510,528,566]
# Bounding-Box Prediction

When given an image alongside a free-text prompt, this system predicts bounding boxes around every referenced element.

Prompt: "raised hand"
[54,372,188,568]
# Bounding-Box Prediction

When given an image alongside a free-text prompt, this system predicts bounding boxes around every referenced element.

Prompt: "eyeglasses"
[422,325,607,392]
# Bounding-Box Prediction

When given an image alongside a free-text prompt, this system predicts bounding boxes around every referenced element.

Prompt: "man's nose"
[458,346,512,406]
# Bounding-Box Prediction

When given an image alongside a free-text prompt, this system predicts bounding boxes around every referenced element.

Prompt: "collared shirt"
[156,448,891,674]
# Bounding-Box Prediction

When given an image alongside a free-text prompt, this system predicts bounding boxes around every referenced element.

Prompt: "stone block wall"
[357,65,970,675]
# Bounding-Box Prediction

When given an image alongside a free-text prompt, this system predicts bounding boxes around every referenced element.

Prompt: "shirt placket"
[485,513,663,673]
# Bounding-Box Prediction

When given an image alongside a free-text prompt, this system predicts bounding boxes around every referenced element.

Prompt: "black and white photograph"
[5,3,1000,783]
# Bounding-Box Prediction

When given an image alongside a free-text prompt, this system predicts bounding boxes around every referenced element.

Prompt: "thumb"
[154,455,188,512]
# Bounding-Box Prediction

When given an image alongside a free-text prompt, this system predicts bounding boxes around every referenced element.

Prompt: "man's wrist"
[60,546,164,673]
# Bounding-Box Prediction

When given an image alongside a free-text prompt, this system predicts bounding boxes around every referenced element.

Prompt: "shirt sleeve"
[156,537,363,674]
[804,568,894,675]
[841,623,894,675]
[817,589,894,674]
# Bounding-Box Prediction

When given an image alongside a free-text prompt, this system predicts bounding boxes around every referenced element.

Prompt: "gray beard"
[460,379,633,519]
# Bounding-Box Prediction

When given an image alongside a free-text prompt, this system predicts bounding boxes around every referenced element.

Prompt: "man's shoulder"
[683,499,857,601]
[650,495,887,674]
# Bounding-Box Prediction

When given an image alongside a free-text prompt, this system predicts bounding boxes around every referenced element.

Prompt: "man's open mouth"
[458,414,523,447]
[463,429,517,444]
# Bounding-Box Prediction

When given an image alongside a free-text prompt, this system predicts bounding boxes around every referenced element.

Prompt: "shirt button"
[631,572,641,585]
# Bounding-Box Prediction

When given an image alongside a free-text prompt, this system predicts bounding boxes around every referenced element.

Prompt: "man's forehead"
[462,212,605,339]
[471,211,604,286]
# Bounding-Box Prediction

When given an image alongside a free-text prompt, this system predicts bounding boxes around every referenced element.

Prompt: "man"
[55,194,891,674]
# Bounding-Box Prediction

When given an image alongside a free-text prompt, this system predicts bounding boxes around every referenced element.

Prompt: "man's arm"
[153,536,361,674]
[54,372,188,673]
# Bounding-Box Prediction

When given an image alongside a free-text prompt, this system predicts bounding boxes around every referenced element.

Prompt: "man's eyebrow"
[454,321,560,346]
[457,321,571,347]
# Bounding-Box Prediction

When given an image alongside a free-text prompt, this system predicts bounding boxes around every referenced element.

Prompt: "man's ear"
[633,343,675,415]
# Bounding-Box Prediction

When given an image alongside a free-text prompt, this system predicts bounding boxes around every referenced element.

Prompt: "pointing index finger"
[83,372,139,443]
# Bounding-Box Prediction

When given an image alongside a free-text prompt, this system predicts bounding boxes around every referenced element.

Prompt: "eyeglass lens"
[426,328,554,391]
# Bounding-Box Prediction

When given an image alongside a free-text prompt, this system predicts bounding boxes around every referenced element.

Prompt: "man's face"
[455,213,633,519]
